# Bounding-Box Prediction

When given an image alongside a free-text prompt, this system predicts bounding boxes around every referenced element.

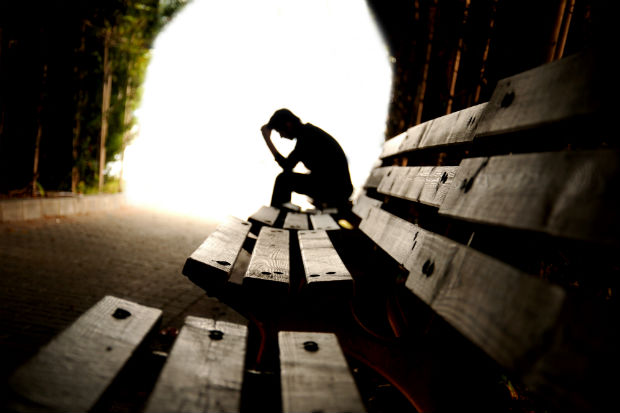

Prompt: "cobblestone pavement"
[0,205,221,387]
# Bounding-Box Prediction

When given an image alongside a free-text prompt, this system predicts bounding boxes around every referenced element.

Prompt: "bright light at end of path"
[124,0,392,221]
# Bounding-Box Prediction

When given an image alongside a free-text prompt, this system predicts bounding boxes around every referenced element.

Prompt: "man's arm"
[261,125,292,170]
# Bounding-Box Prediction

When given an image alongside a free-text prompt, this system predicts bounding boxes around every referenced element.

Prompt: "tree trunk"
[98,27,112,193]
[446,0,471,114]
[32,63,48,197]
[72,25,87,193]
[415,0,437,125]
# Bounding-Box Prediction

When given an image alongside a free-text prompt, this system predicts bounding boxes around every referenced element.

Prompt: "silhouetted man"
[261,109,353,210]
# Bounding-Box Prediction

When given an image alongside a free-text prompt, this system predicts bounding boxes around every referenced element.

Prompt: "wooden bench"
[7,48,617,412]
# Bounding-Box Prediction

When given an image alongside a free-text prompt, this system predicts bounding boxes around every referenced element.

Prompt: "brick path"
[0,205,221,388]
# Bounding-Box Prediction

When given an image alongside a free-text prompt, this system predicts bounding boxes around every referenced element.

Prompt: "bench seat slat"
[243,227,290,290]
[298,230,353,290]
[279,331,366,413]
[439,150,620,244]
[182,216,252,291]
[144,316,248,413]
[283,212,309,230]
[9,296,162,413]
[248,205,280,227]
[309,213,340,230]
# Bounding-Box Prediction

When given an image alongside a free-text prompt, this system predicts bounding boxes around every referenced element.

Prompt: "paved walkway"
[0,205,221,387]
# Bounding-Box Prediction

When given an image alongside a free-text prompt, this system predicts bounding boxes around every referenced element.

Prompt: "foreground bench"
[7,295,364,413]
[181,48,617,412]
[6,48,616,412]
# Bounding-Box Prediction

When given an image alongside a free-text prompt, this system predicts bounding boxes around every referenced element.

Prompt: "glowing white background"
[124,0,392,221]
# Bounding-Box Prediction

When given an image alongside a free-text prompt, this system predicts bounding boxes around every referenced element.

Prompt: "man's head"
[267,108,301,139]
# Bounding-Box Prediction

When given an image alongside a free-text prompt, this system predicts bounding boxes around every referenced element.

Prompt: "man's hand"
[261,124,271,140]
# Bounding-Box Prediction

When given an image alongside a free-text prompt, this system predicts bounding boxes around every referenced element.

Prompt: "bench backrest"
[354,48,616,412]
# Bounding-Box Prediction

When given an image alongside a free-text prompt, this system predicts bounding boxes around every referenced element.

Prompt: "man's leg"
[270,172,314,207]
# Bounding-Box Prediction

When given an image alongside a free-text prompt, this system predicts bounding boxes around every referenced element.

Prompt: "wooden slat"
[298,230,353,290]
[473,50,600,138]
[283,212,309,230]
[8,296,162,413]
[352,193,382,219]
[182,216,252,290]
[363,166,391,190]
[144,316,248,413]
[279,331,366,413]
[309,213,340,231]
[398,119,432,154]
[439,150,620,244]
[418,102,487,148]
[430,245,566,371]
[403,230,459,305]
[377,166,429,202]
[243,227,290,290]
[359,206,419,266]
[248,205,280,227]
[418,166,459,207]
[380,130,407,159]
[401,229,569,378]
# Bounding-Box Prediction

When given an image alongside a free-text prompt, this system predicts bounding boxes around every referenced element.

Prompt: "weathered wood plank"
[283,212,309,230]
[418,103,487,148]
[439,150,620,244]
[359,206,419,266]
[144,316,248,413]
[363,166,391,190]
[403,230,459,305]
[380,131,407,159]
[298,230,353,290]
[398,119,432,154]
[352,193,382,220]
[8,296,162,413]
[418,166,459,207]
[431,245,566,371]
[473,50,600,138]
[279,331,366,413]
[248,205,280,227]
[243,227,290,290]
[182,216,252,291]
[309,213,340,231]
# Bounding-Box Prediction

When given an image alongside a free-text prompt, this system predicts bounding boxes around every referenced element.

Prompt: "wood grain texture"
[352,193,383,220]
[418,166,459,207]
[309,213,340,231]
[248,205,280,227]
[363,166,391,190]
[279,331,366,413]
[418,102,487,148]
[399,119,432,154]
[8,296,162,413]
[298,230,353,288]
[359,206,419,266]
[403,230,459,305]
[144,316,248,413]
[431,246,566,371]
[182,216,252,288]
[473,50,600,138]
[243,227,290,287]
[439,150,620,244]
[380,131,407,159]
[283,212,309,230]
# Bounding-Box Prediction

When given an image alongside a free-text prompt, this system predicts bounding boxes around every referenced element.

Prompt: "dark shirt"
[282,123,353,192]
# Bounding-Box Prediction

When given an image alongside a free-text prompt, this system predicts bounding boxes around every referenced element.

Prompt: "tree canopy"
[0,0,187,196]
